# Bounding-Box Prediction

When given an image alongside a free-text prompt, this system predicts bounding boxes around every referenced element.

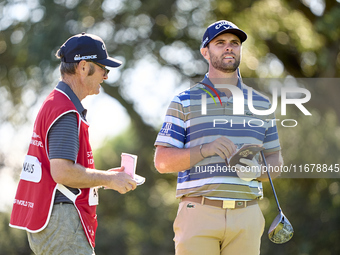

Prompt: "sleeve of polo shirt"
[48,112,79,162]
[154,95,186,148]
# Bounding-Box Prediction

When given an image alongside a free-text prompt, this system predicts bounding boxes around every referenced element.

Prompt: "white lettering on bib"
[20,155,42,183]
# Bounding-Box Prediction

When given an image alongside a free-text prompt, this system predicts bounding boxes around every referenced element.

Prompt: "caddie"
[10,33,137,255]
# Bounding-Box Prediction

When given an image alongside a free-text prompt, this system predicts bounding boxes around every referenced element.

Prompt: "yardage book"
[225,144,264,166]
[121,153,145,185]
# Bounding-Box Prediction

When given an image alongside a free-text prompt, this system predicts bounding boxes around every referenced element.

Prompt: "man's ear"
[77,60,88,75]
[200,47,209,61]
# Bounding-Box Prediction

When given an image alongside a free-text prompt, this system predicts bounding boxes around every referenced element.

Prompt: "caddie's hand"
[105,167,137,194]
[235,158,262,182]
[201,136,237,160]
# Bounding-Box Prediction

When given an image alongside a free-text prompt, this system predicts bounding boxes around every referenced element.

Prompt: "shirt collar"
[202,73,244,93]
[56,81,87,119]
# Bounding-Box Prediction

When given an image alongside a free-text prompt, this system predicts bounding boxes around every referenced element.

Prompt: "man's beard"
[209,50,240,73]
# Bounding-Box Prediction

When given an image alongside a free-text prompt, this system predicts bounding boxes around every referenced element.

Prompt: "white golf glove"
[236,158,262,181]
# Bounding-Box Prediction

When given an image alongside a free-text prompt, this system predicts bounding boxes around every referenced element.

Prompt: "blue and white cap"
[58,32,122,68]
[201,20,247,48]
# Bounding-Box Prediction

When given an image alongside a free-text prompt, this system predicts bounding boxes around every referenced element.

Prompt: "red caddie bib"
[10,88,98,248]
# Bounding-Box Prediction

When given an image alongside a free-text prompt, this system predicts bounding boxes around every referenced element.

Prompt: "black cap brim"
[221,29,247,42]
[211,28,247,44]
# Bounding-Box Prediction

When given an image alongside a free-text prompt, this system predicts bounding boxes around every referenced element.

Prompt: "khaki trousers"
[27,203,95,255]
[174,200,265,255]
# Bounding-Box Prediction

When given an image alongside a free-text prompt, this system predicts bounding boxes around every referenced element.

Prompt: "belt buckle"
[222,200,235,209]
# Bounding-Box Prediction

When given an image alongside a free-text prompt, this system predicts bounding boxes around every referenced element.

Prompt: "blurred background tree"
[0,0,339,254]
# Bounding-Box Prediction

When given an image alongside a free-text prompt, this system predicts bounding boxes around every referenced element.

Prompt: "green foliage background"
[1,0,340,254]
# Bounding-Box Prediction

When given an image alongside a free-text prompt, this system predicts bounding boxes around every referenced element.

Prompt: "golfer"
[154,20,283,254]
[10,33,137,255]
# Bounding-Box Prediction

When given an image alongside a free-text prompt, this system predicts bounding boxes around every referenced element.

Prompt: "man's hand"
[235,158,261,181]
[105,167,137,194]
[201,136,237,159]
[154,137,237,174]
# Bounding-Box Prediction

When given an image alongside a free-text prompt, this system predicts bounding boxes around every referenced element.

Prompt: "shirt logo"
[160,123,172,136]
[187,203,195,208]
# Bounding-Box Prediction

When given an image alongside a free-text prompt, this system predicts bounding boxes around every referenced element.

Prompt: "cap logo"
[102,44,106,51]
[74,54,98,61]
[215,23,231,30]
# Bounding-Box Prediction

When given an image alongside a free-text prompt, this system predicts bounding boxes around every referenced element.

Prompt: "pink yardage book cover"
[121,153,145,185]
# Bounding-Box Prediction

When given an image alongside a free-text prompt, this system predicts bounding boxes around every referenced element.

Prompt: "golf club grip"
[260,151,281,211]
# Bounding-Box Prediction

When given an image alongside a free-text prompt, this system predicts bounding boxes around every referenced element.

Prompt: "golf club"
[260,151,294,244]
